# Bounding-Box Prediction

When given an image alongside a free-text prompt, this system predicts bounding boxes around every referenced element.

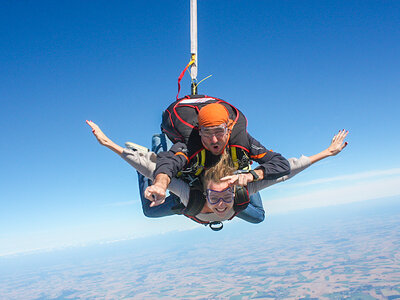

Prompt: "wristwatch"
[234,169,260,182]
[249,169,260,182]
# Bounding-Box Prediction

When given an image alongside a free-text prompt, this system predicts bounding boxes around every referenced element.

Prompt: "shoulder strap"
[183,185,205,216]
[233,185,250,214]
[230,147,239,169]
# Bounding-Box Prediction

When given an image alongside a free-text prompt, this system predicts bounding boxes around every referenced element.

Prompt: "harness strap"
[185,214,209,224]
[184,216,223,232]
[183,186,205,216]
[230,185,250,219]
[230,147,239,169]
[194,149,206,176]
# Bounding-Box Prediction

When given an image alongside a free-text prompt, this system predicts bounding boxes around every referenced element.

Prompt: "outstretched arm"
[222,130,349,190]
[86,120,190,208]
[308,130,348,164]
[86,120,124,155]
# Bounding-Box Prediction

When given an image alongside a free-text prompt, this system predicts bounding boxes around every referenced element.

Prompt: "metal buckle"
[209,221,223,231]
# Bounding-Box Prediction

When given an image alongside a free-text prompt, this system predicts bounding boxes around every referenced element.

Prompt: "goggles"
[199,124,228,139]
[206,186,234,205]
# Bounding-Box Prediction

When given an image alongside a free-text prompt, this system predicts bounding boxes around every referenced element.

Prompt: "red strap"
[177,59,195,100]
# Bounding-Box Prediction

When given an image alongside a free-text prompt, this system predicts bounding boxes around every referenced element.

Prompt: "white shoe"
[125,142,149,153]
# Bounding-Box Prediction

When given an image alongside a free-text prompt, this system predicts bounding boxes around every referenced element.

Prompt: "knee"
[142,210,161,218]
[141,201,161,218]
[248,213,265,224]
[142,207,165,218]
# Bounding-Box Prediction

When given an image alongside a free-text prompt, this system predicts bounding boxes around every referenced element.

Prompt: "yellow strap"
[195,149,206,176]
[200,148,206,167]
[231,147,239,169]
[188,55,196,69]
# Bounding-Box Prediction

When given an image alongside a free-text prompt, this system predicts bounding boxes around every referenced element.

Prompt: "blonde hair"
[202,149,236,188]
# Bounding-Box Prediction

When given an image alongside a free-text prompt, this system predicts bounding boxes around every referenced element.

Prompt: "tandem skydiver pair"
[87,95,348,230]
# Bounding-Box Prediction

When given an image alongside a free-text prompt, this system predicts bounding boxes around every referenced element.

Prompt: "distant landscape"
[1,197,399,299]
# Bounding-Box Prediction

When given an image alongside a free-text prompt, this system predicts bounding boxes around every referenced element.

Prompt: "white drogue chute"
[178,0,208,99]
[190,0,198,88]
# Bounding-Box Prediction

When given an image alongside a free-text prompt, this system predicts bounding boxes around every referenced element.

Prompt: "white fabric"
[248,156,312,194]
[190,0,198,80]
[121,149,190,205]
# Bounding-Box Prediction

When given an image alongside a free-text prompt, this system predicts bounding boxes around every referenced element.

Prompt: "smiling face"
[205,181,235,217]
[199,124,229,155]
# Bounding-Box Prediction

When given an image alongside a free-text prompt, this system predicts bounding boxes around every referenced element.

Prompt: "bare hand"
[86,120,111,146]
[144,184,167,207]
[327,129,349,156]
[220,173,253,187]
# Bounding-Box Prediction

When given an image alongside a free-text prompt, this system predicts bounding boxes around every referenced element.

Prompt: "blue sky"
[1,0,399,256]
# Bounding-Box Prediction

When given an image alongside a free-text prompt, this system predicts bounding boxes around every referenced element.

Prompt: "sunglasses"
[206,186,234,205]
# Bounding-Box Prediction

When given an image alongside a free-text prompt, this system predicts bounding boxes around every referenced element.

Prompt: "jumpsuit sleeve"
[248,155,312,194]
[247,133,291,180]
[121,149,191,206]
[153,142,190,179]
[121,148,157,179]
